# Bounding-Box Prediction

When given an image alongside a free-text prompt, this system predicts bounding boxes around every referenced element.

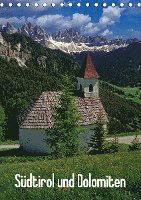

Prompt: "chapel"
[19,54,108,153]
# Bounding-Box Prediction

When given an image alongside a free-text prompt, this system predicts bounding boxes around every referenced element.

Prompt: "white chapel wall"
[19,125,99,154]
[19,128,53,154]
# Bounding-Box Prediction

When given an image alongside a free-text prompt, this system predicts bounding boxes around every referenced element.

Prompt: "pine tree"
[88,121,105,155]
[47,76,83,157]
[0,105,6,141]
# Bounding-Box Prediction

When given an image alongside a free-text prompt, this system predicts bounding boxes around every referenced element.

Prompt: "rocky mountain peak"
[1,22,17,34]
[53,28,87,43]
[18,23,49,45]
[0,22,139,54]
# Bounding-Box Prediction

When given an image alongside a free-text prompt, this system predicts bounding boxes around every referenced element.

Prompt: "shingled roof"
[79,54,99,79]
[19,91,108,129]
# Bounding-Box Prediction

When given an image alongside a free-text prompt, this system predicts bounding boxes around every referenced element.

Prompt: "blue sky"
[0,0,141,39]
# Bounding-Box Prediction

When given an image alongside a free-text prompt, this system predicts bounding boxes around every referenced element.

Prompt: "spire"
[80,54,99,79]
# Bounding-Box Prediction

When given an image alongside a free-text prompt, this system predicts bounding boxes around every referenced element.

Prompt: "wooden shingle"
[19,91,108,129]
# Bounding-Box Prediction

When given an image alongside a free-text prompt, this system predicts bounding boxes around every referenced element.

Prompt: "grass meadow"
[0,145,141,200]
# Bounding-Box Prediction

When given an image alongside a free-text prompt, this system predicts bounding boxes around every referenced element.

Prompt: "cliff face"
[0,32,31,67]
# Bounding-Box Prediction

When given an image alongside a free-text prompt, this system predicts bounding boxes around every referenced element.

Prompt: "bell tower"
[77,54,99,98]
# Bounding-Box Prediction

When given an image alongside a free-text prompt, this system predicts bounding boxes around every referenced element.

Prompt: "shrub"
[128,135,141,151]
[104,137,119,153]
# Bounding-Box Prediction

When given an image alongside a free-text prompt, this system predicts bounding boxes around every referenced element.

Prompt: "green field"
[122,87,141,104]
[0,147,141,200]
[100,82,141,135]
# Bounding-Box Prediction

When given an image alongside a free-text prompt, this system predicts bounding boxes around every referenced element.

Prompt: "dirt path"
[0,135,141,150]
[0,144,20,150]
[107,135,141,144]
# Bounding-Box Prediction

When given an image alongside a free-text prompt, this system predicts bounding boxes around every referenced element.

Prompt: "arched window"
[89,84,93,92]
[80,84,82,91]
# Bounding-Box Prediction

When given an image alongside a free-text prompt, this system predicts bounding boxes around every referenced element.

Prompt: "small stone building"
[19,55,108,154]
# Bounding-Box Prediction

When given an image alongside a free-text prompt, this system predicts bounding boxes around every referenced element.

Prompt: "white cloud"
[101,6,123,23]
[0,6,124,37]
[72,13,91,27]
[0,16,27,25]
[100,29,113,37]
[34,13,92,30]
[99,6,124,28]
[19,13,92,33]
[80,6,124,36]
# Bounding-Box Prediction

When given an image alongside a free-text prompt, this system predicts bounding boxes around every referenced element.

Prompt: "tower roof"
[80,54,99,79]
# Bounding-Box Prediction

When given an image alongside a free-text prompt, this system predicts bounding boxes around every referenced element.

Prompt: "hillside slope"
[100,81,141,134]
[74,42,141,87]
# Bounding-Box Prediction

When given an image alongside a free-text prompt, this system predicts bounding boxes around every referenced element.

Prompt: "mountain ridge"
[0,31,141,87]
[1,22,140,54]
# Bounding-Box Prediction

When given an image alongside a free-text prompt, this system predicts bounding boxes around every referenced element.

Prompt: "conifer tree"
[47,76,82,157]
[88,119,105,155]
[0,105,6,141]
